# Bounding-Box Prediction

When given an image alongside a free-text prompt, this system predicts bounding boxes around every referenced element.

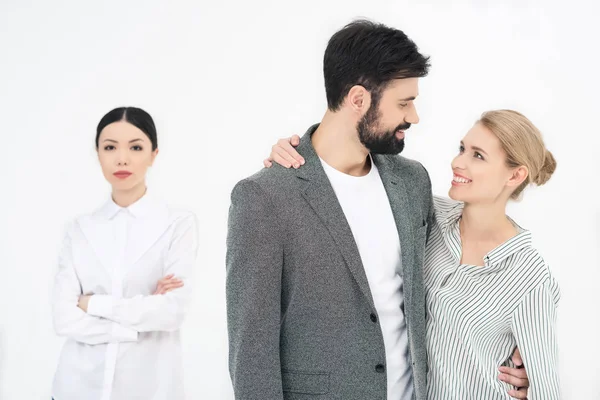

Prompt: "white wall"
[0,0,598,398]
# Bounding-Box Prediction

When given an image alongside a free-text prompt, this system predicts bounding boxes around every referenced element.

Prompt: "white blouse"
[52,194,198,400]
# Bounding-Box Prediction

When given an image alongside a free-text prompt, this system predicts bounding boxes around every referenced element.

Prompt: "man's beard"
[357,102,410,155]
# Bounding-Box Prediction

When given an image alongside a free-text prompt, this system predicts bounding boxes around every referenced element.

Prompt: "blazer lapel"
[296,126,375,309]
[372,155,417,310]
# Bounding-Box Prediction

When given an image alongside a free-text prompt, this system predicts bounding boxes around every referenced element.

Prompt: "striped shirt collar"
[439,199,533,267]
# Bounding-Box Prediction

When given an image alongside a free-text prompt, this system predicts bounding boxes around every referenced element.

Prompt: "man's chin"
[367,140,405,155]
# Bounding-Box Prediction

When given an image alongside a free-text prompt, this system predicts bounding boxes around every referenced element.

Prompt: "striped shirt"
[424,196,560,399]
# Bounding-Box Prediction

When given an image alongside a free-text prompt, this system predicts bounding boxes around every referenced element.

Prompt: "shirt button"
[370,313,378,323]
[375,364,385,373]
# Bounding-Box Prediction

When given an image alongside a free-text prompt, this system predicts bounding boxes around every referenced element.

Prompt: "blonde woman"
[265,110,559,399]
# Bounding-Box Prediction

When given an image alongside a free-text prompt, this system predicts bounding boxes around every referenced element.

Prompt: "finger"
[155,287,171,295]
[156,278,167,286]
[263,159,273,168]
[507,388,528,399]
[512,348,523,367]
[160,280,183,288]
[154,278,180,293]
[278,138,304,165]
[160,282,184,292]
[498,366,528,379]
[290,134,301,146]
[271,151,293,169]
[498,373,529,388]
[272,143,300,167]
[156,274,175,285]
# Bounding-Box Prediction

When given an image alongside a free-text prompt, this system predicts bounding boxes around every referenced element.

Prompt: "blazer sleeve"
[226,179,285,400]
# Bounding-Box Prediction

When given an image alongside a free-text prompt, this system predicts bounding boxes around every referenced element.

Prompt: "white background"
[1,0,599,399]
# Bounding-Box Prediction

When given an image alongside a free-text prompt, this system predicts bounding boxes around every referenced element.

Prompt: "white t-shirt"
[321,156,413,400]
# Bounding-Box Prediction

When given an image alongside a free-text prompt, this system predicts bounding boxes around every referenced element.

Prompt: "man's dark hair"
[324,19,430,111]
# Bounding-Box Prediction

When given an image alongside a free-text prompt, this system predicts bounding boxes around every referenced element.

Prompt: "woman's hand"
[77,295,92,312]
[263,135,304,169]
[153,274,184,295]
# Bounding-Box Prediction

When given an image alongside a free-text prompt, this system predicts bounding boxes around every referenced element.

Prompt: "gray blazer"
[226,125,433,400]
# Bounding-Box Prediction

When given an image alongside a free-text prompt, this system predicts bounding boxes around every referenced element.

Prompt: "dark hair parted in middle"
[96,107,158,151]
[323,19,431,111]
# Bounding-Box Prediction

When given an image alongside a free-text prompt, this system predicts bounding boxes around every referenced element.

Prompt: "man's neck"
[312,110,370,176]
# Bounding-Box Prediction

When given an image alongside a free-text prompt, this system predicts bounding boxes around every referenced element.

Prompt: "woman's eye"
[474,152,484,160]
[104,145,115,151]
[131,145,143,151]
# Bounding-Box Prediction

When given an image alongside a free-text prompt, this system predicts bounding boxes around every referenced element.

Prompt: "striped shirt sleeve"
[511,277,561,400]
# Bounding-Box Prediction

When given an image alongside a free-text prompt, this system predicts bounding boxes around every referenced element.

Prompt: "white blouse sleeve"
[52,223,138,345]
[86,214,198,332]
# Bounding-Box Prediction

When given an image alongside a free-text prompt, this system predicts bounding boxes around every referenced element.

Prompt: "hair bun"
[534,150,556,186]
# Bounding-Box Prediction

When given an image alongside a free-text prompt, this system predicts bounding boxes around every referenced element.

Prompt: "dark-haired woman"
[51,107,198,400]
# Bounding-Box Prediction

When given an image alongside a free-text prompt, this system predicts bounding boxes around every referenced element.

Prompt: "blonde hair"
[478,110,556,199]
